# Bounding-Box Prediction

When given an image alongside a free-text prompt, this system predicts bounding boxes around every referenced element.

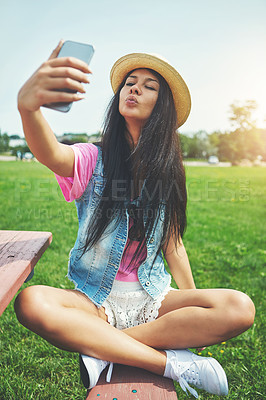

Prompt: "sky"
[0,0,265,137]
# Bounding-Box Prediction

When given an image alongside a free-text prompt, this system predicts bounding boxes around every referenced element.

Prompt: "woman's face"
[119,69,160,127]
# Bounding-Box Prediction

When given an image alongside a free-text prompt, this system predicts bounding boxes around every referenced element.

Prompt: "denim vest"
[67,146,171,307]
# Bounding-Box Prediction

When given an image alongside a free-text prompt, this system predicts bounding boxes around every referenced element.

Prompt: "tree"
[216,100,265,162]
[179,131,210,159]
[228,100,257,132]
[0,129,9,153]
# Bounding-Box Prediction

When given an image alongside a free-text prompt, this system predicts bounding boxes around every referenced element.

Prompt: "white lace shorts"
[102,280,173,330]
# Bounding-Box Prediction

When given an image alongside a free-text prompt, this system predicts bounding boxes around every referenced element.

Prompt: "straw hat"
[110,53,191,127]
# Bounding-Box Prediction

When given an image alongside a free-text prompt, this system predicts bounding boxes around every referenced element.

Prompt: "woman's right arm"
[17,40,91,177]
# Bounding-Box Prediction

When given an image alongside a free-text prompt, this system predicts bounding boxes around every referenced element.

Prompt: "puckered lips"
[125,95,138,106]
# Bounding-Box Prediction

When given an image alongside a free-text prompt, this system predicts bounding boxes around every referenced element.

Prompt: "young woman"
[15,40,255,398]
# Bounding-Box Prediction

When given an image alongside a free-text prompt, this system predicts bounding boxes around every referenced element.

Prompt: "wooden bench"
[85,363,178,399]
[0,230,52,315]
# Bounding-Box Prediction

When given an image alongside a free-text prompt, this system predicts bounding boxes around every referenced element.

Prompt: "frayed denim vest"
[68,146,171,307]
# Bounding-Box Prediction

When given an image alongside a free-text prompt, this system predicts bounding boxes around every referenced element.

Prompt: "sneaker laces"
[168,357,199,398]
[106,362,113,383]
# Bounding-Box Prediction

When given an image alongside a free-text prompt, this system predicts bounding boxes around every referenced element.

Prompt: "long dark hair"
[82,68,187,264]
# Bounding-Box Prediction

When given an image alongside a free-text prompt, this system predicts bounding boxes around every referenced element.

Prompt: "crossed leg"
[123,288,255,349]
[14,285,255,376]
[15,285,166,374]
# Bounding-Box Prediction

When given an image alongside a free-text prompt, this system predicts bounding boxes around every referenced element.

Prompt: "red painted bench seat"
[86,363,178,399]
[0,230,52,315]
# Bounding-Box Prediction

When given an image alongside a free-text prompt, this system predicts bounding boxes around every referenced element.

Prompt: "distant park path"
[0,156,16,161]
[2,156,265,167]
[0,155,231,166]
[184,161,231,167]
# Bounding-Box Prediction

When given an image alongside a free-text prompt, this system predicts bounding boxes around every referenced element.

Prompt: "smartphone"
[43,40,94,112]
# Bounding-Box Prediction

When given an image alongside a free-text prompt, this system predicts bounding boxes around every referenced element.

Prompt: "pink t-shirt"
[55,143,147,282]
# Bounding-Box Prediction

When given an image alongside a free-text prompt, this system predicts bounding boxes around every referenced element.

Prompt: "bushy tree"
[179,131,211,159]
[228,100,257,131]
[0,129,9,153]
[219,100,265,162]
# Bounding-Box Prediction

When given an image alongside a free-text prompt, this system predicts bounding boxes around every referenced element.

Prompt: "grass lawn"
[0,161,265,399]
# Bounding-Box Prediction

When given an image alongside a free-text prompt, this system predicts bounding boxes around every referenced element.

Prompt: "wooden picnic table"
[0,230,52,315]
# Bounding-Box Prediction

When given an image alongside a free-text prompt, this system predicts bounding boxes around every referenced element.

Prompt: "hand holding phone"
[43,40,94,112]
[17,40,93,114]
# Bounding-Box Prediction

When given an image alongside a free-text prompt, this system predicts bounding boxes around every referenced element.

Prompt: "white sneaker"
[164,349,228,398]
[79,354,113,389]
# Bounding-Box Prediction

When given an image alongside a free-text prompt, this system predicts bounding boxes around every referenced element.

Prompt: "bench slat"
[0,230,52,315]
[86,364,177,399]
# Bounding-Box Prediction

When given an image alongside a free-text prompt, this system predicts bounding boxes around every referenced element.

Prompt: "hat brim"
[110,53,191,128]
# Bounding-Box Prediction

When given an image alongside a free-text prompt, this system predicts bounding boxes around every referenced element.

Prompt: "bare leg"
[123,288,255,349]
[14,285,166,375]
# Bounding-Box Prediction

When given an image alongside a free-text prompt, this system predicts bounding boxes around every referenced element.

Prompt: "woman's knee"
[222,290,255,335]
[14,285,52,330]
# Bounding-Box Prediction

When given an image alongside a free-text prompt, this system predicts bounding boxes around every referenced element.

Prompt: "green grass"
[0,161,265,399]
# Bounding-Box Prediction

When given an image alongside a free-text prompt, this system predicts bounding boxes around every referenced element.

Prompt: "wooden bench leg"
[85,364,178,399]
